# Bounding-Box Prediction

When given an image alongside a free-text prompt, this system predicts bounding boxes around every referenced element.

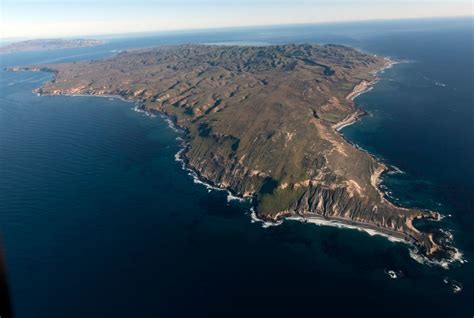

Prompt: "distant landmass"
[11,44,458,263]
[0,39,103,54]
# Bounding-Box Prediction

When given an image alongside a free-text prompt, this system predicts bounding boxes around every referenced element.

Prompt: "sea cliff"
[11,44,461,265]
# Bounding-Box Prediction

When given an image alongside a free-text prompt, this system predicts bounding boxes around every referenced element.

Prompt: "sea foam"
[131,104,156,118]
[163,95,465,271]
[249,208,283,228]
[286,216,405,243]
[173,140,248,205]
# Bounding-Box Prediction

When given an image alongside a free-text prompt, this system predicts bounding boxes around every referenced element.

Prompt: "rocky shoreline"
[10,44,462,267]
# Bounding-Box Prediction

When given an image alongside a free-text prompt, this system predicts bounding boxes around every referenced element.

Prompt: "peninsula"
[0,39,103,54]
[13,44,457,263]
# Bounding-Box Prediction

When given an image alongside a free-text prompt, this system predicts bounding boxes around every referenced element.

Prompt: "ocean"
[0,17,472,317]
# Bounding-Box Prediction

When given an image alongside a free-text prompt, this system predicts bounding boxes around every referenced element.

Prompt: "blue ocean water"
[0,17,472,317]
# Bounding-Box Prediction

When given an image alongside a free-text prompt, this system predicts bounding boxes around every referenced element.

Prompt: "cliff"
[13,44,458,263]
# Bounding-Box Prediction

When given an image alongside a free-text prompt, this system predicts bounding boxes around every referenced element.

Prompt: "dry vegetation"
[19,44,449,258]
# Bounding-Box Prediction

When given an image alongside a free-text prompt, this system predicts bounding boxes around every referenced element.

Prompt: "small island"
[13,44,459,264]
[0,39,103,54]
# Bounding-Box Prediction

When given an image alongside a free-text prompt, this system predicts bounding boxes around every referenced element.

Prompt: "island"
[12,44,459,265]
[0,39,103,54]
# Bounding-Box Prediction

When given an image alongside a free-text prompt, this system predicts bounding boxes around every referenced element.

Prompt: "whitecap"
[443,277,463,294]
[385,269,398,279]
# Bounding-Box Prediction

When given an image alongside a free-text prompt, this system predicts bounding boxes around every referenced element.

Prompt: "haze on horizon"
[0,0,472,39]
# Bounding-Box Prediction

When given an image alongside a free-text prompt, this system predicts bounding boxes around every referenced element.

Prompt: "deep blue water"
[0,17,472,317]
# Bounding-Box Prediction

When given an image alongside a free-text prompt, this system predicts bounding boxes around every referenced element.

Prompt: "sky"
[0,0,472,39]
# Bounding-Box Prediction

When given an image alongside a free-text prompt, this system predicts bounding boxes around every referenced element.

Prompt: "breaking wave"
[160,114,181,133]
[409,245,466,270]
[131,104,156,118]
[163,104,465,271]
[443,277,463,294]
[286,216,405,243]
[249,208,283,228]
[384,269,404,279]
[173,141,248,205]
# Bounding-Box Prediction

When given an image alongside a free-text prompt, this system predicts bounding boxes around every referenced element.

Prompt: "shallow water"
[0,17,472,317]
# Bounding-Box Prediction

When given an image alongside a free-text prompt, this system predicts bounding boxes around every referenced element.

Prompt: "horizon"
[1,15,473,42]
[1,0,472,40]
[1,1,473,317]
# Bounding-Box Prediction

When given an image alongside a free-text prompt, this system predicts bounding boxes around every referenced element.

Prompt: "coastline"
[332,58,409,210]
[35,91,134,104]
[332,57,398,132]
[25,78,473,269]
[34,88,250,205]
[328,57,466,268]
[17,56,463,269]
[287,214,407,243]
[332,110,366,131]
